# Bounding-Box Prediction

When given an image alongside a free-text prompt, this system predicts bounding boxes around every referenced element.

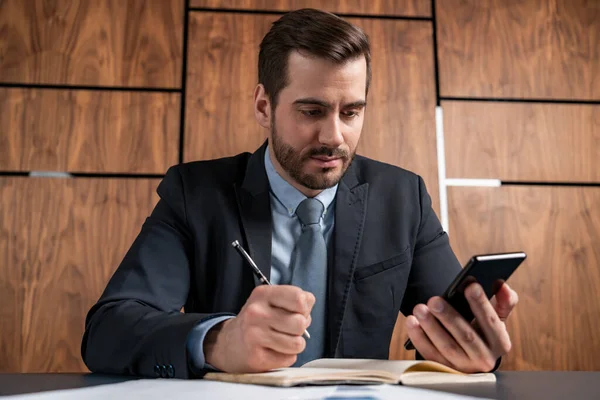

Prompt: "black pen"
[231,240,311,340]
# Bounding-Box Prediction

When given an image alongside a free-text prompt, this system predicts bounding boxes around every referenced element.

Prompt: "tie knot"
[296,198,324,226]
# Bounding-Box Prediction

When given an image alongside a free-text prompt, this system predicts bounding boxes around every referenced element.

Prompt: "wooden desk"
[1,371,599,399]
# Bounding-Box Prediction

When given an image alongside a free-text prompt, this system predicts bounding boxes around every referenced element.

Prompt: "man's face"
[265,52,367,193]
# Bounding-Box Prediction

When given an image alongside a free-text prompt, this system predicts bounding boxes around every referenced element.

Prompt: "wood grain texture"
[0,88,180,174]
[189,0,431,17]
[184,12,277,163]
[443,101,600,182]
[184,12,440,212]
[0,177,160,372]
[0,180,22,372]
[437,0,600,100]
[448,186,600,371]
[349,18,439,214]
[0,0,183,87]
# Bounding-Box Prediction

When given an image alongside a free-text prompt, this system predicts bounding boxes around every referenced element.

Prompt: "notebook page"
[205,367,398,386]
[302,359,423,378]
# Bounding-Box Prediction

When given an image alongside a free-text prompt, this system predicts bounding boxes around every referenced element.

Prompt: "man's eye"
[342,110,360,118]
[301,109,322,117]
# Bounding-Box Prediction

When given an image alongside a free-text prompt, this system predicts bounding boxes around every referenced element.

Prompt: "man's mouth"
[309,156,342,168]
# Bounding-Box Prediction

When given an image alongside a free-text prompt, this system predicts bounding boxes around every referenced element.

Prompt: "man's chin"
[298,167,344,190]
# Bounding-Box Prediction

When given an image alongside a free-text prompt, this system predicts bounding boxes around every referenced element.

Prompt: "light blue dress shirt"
[186,146,338,371]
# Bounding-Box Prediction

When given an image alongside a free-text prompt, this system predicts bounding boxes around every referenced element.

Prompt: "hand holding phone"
[404,251,526,351]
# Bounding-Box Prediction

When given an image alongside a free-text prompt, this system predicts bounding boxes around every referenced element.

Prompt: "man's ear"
[253,84,271,129]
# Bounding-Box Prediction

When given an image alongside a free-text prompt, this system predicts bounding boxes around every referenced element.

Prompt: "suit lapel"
[329,161,368,357]
[234,142,272,282]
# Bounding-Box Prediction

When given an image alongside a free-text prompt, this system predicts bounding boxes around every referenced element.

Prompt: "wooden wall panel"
[0,177,160,372]
[184,12,440,212]
[437,0,600,100]
[443,101,600,182]
[349,18,439,213]
[189,0,431,17]
[184,13,277,163]
[0,198,21,373]
[0,0,183,88]
[0,89,180,174]
[448,186,600,371]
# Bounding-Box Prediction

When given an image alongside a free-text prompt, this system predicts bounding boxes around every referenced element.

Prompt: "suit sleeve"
[81,166,232,379]
[400,176,462,316]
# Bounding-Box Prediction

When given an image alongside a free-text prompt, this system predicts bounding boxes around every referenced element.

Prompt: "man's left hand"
[405,282,519,373]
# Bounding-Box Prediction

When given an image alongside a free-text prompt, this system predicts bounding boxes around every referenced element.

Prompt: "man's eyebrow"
[293,98,367,109]
[293,98,331,108]
[344,100,367,108]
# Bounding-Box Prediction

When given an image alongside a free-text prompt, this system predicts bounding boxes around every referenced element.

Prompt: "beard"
[270,120,355,190]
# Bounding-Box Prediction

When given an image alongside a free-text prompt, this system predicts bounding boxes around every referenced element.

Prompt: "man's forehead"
[282,52,367,99]
[286,51,367,76]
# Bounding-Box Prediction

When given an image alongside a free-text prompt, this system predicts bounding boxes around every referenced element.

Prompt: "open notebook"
[202,358,496,387]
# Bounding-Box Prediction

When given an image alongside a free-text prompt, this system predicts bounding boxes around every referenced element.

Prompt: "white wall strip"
[435,106,449,234]
[445,178,502,187]
[29,171,73,178]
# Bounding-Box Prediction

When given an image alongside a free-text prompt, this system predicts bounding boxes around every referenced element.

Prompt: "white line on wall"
[435,106,504,235]
[435,106,450,234]
[445,178,502,187]
[29,171,73,178]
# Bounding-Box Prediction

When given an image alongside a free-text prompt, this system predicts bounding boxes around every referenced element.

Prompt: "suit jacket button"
[154,364,161,377]
[160,365,167,378]
[167,364,175,378]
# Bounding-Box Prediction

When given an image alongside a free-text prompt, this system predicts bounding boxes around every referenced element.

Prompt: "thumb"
[491,282,519,321]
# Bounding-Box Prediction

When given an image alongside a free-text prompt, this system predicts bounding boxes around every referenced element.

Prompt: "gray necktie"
[291,198,327,366]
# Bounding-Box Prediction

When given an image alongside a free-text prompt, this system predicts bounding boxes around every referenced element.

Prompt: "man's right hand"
[203,285,315,373]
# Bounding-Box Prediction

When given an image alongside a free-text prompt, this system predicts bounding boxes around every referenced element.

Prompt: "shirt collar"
[264,145,338,217]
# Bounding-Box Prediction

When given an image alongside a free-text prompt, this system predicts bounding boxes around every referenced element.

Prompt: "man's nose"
[318,116,344,147]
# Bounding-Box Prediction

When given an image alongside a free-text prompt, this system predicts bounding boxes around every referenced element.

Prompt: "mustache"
[305,146,349,159]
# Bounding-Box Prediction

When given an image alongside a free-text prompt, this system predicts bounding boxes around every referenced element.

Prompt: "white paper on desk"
[3,379,491,400]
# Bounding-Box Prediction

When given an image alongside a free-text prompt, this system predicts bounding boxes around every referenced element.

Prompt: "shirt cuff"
[186,315,235,373]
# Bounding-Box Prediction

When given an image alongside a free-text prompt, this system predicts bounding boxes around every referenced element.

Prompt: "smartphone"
[404,251,527,351]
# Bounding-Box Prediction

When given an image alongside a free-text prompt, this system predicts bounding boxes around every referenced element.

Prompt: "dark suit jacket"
[81,142,462,379]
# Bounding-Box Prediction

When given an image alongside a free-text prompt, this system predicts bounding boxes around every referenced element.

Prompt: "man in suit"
[82,8,518,379]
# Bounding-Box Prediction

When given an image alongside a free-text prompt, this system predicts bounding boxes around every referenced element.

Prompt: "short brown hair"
[258,8,371,108]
